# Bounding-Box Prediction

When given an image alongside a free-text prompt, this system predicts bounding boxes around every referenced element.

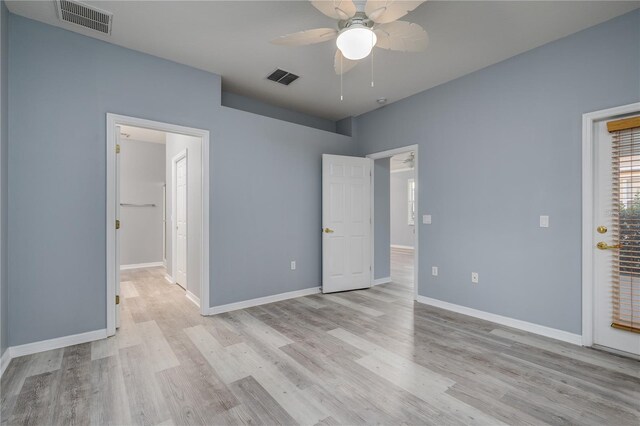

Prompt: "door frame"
[581,102,640,347]
[106,113,210,336]
[366,144,419,301]
[171,149,188,291]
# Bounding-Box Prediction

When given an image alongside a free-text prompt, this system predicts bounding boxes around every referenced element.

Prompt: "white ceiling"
[7,1,639,121]
[120,125,166,144]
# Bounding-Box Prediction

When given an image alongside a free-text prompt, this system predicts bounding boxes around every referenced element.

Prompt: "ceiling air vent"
[267,69,299,86]
[55,0,113,35]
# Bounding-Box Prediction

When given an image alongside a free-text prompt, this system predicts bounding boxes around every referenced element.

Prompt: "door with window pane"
[594,115,640,356]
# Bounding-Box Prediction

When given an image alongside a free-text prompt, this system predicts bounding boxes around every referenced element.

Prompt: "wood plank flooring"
[2,252,639,425]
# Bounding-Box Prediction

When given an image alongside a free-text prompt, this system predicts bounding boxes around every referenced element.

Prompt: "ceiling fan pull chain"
[371,32,375,88]
[340,55,344,101]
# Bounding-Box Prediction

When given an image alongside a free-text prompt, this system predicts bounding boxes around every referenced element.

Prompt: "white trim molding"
[1,349,10,377]
[391,167,414,174]
[367,144,419,302]
[10,329,108,358]
[206,287,320,315]
[581,102,640,347]
[120,261,164,270]
[186,291,200,308]
[164,273,175,284]
[417,296,582,345]
[107,113,211,337]
[0,329,108,378]
[390,244,414,250]
[373,277,391,286]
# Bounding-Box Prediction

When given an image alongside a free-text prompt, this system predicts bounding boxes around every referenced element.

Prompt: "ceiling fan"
[393,151,414,167]
[403,152,415,168]
[271,0,429,75]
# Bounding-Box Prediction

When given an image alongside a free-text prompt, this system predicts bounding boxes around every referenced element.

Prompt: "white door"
[593,116,640,356]
[115,127,121,328]
[322,154,372,293]
[175,154,188,289]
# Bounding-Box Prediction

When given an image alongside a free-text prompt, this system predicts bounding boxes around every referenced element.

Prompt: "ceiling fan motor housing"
[338,12,374,30]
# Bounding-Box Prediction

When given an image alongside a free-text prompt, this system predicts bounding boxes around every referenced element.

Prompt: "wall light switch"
[471,272,479,283]
[540,215,549,228]
[290,261,296,270]
[423,214,432,224]
[432,266,438,276]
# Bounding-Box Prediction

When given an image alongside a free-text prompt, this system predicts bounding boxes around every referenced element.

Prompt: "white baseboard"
[373,277,391,286]
[164,274,174,284]
[1,348,10,377]
[121,262,164,270]
[186,290,200,308]
[207,287,321,315]
[416,296,582,346]
[9,329,108,359]
[390,244,414,250]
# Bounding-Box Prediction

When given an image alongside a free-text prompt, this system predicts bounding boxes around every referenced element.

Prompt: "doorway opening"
[106,114,210,336]
[368,145,419,300]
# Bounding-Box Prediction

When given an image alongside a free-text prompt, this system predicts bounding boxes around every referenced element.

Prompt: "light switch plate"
[432,266,438,276]
[471,272,479,283]
[423,214,432,224]
[290,261,296,270]
[540,215,549,228]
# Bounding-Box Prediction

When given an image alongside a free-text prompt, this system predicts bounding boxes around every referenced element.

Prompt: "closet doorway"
[106,114,210,336]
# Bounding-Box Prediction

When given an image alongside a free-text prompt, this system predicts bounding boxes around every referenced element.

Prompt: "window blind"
[609,116,640,333]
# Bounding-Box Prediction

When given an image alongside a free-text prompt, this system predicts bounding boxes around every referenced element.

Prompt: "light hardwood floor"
[1,254,639,425]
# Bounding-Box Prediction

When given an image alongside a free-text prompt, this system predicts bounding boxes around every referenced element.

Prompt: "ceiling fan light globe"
[336,26,377,60]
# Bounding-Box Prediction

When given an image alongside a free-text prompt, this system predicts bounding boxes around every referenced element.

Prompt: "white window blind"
[609,116,640,333]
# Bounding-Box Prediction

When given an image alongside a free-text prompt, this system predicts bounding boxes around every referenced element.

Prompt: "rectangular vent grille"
[267,69,299,86]
[55,0,113,35]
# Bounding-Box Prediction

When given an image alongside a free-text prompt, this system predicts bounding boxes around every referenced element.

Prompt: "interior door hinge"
[116,219,120,230]
[116,295,120,305]
[116,144,120,154]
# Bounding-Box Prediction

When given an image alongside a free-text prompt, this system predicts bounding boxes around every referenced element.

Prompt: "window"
[407,178,415,225]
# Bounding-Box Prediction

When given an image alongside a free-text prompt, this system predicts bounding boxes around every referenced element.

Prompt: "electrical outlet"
[432,266,438,276]
[290,261,296,270]
[471,272,479,283]
[423,214,432,224]
[539,215,549,228]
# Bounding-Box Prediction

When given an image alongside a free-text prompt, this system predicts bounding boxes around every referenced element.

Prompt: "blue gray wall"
[336,117,353,137]
[355,10,640,334]
[7,15,354,346]
[374,158,390,280]
[213,106,352,304]
[390,169,415,248]
[0,0,8,358]
[222,91,337,134]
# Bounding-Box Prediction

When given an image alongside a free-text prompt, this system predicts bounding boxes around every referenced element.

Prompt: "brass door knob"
[597,225,608,234]
[323,228,335,234]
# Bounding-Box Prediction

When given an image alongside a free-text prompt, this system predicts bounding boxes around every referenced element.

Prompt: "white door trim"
[106,113,210,336]
[171,149,188,290]
[366,144,419,301]
[581,102,640,347]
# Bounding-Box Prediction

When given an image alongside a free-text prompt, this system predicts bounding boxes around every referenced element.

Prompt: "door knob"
[597,225,608,234]
[323,228,335,234]
[596,242,620,250]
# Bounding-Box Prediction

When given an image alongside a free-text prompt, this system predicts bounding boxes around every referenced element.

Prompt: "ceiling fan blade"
[374,21,428,52]
[311,0,357,20]
[365,0,426,24]
[334,49,358,75]
[271,28,338,46]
